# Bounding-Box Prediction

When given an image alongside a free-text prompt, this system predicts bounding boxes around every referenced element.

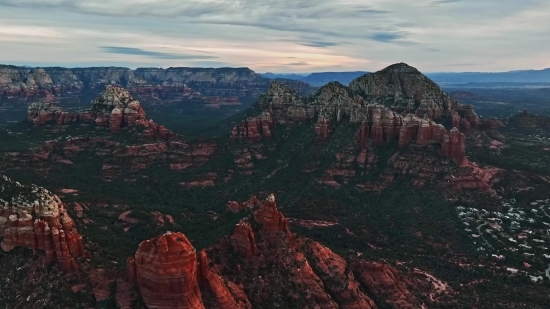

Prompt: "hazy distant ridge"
[263,68,550,85]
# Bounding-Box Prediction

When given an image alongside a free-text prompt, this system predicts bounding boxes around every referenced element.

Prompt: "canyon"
[1,62,549,308]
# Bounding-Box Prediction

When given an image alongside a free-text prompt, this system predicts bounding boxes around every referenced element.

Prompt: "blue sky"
[0,0,548,73]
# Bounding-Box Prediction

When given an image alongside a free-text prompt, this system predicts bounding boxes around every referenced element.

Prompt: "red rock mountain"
[0,175,85,272]
[125,194,437,309]
[27,85,176,139]
[231,64,475,166]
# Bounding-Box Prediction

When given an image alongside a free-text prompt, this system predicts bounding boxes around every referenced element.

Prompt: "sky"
[0,0,549,73]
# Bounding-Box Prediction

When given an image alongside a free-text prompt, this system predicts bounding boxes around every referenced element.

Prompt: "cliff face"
[0,175,85,272]
[125,194,436,309]
[130,232,205,309]
[0,65,316,102]
[126,231,251,309]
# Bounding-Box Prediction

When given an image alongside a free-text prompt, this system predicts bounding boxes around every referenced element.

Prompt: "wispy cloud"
[100,46,217,60]
[285,61,309,66]
[369,32,407,43]
[0,0,548,72]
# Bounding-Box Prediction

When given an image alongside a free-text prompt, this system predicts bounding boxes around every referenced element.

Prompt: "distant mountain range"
[262,71,369,86]
[263,68,550,86]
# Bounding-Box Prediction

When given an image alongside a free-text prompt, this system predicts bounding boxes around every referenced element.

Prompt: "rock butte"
[0,175,85,272]
[124,194,440,308]
[27,85,177,139]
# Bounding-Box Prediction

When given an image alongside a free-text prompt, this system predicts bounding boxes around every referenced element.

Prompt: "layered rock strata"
[0,175,85,272]
[130,232,205,309]
[230,112,273,141]
[1,65,316,101]
[126,231,251,309]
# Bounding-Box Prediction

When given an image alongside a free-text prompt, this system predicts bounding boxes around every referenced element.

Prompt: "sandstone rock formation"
[227,196,259,213]
[252,194,291,237]
[230,221,257,259]
[351,261,423,309]
[230,112,273,141]
[197,250,252,309]
[0,175,85,272]
[27,102,74,125]
[130,231,205,309]
[165,194,431,309]
[126,231,252,309]
[237,77,470,165]
[27,85,177,139]
[232,64,478,166]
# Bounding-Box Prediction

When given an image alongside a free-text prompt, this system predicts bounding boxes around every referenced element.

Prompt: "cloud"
[431,0,464,4]
[0,0,549,72]
[285,62,309,66]
[100,46,217,60]
[300,41,338,48]
[369,32,407,43]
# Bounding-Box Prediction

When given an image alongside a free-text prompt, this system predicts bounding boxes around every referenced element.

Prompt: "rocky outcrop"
[447,163,502,192]
[234,69,472,166]
[231,112,273,141]
[227,196,259,213]
[127,230,252,309]
[394,115,467,165]
[26,102,75,125]
[456,105,479,131]
[27,85,177,139]
[252,194,291,237]
[81,85,148,134]
[349,63,458,119]
[197,250,252,309]
[301,239,378,309]
[348,63,480,130]
[130,231,205,309]
[352,261,422,309]
[0,175,85,272]
[123,194,436,308]
[231,222,257,259]
[444,127,467,165]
